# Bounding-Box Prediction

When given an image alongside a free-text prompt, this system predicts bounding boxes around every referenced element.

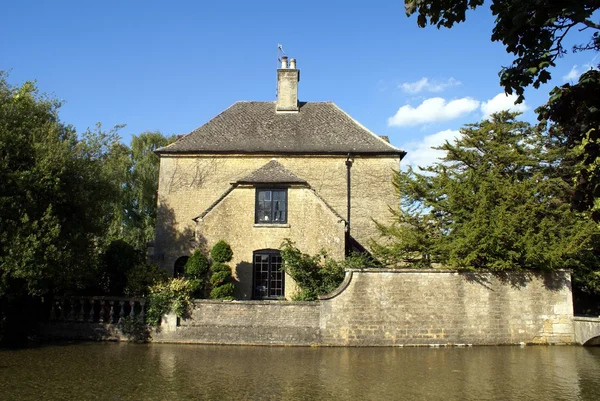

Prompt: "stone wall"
[319,270,574,346]
[154,154,400,276]
[153,300,320,345]
[154,270,575,346]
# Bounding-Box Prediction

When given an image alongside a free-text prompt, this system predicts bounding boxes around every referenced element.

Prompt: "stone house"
[153,56,405,300]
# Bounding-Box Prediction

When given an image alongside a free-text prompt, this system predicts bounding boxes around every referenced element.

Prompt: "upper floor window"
[255,188,287,224]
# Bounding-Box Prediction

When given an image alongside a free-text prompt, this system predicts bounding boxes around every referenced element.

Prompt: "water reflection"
[0,344,598,400]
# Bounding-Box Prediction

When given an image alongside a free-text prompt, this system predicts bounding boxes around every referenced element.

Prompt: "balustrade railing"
[49,296,146,324]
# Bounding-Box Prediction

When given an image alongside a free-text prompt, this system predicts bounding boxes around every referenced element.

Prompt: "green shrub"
[280,239,345,301]
[211,262,229,273]
[208,242,235,299]
[210,270,231,287]
[185,249,210,278]
[124,263,168,297]
[209,283,235,300]
[210,240,233,263]
[184,249,210,298]
[145,278,196,326]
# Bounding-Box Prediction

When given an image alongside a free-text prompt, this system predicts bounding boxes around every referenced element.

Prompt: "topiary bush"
[185,249,210,298]
[209,283,235,300]
[209,272,229,286]
[185,249,210,278]
[210,240,233,263]
[209,241,235,299]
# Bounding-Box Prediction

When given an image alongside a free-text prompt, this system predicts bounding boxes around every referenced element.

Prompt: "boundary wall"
[153,269,575,346]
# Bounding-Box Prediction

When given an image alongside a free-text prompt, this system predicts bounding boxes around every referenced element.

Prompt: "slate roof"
[157,101,405,156]
[236,160,307,184]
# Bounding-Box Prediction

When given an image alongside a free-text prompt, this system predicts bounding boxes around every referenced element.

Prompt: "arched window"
[173,256,189,278]
[253,249,284,299]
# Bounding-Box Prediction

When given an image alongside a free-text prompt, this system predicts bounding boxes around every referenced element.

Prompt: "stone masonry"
[154,154,400,297]
[154,269,575,346]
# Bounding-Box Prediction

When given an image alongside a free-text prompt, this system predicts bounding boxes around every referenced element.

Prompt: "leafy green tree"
[124,132,175,250]
[98,240,141,295]
[102,131,174,251]
[537,69,600,219]
[405,0,599,101]
[405,0,600,218]
[374,113,600,277]
[0,74,119,298]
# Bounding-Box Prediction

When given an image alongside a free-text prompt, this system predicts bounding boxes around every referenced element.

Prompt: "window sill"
[253,223,291,228]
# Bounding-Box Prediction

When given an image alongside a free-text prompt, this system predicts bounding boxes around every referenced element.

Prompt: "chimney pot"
[289,58,296,69]
[280,56,288,69]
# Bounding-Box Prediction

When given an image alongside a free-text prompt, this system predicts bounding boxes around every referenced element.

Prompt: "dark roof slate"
[236,160,307,184]
[157,102,405,155]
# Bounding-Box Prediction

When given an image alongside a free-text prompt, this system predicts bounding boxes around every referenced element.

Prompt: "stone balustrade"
[48,296,146,324]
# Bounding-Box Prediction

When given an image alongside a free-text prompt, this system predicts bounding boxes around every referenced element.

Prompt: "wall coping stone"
[345,268,572,274]
[192,299,318,306]
[573,316,600,322]
[319,271,353,300]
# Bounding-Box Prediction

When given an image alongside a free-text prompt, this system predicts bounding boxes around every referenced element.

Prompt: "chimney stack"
[277,56,299,112]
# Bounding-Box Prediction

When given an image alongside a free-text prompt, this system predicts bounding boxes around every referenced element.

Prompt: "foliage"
[209,283,235,300]
[145,278,197,326]
[102,131,175,251]
[537,69,600,221]
[0,73,119,298]
[280,239,346,301]
[184,249,210,298]
[405,0,600,102]
[185,249,210,279]
[208,242,234,299]
[123,263,167,297]
[98,240,141,295]
[405,1,600,218]
[374,113,600,275]
[209,263,231,286]
[210,240,233,263]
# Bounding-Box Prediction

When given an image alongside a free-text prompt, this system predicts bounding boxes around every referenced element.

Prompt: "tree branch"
[582,19,600,30]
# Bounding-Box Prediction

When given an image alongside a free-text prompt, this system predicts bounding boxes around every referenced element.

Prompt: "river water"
[0,343,599,400]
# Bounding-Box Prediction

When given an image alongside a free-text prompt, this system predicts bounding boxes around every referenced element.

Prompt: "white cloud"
[563,64,595,82]
[400,77,461,94]
[388,97,480,127]
[402,129,462,169]
[563,65,581,81]
[480,93,529,119]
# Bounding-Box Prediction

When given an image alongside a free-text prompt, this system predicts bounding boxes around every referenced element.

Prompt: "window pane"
[257,199,272,222]
[255,189,286,224]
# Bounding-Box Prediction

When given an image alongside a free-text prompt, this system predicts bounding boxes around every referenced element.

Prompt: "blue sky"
[2,0,596,168]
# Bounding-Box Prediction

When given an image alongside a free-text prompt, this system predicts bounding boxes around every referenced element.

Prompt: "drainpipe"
[345,154,353,255]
